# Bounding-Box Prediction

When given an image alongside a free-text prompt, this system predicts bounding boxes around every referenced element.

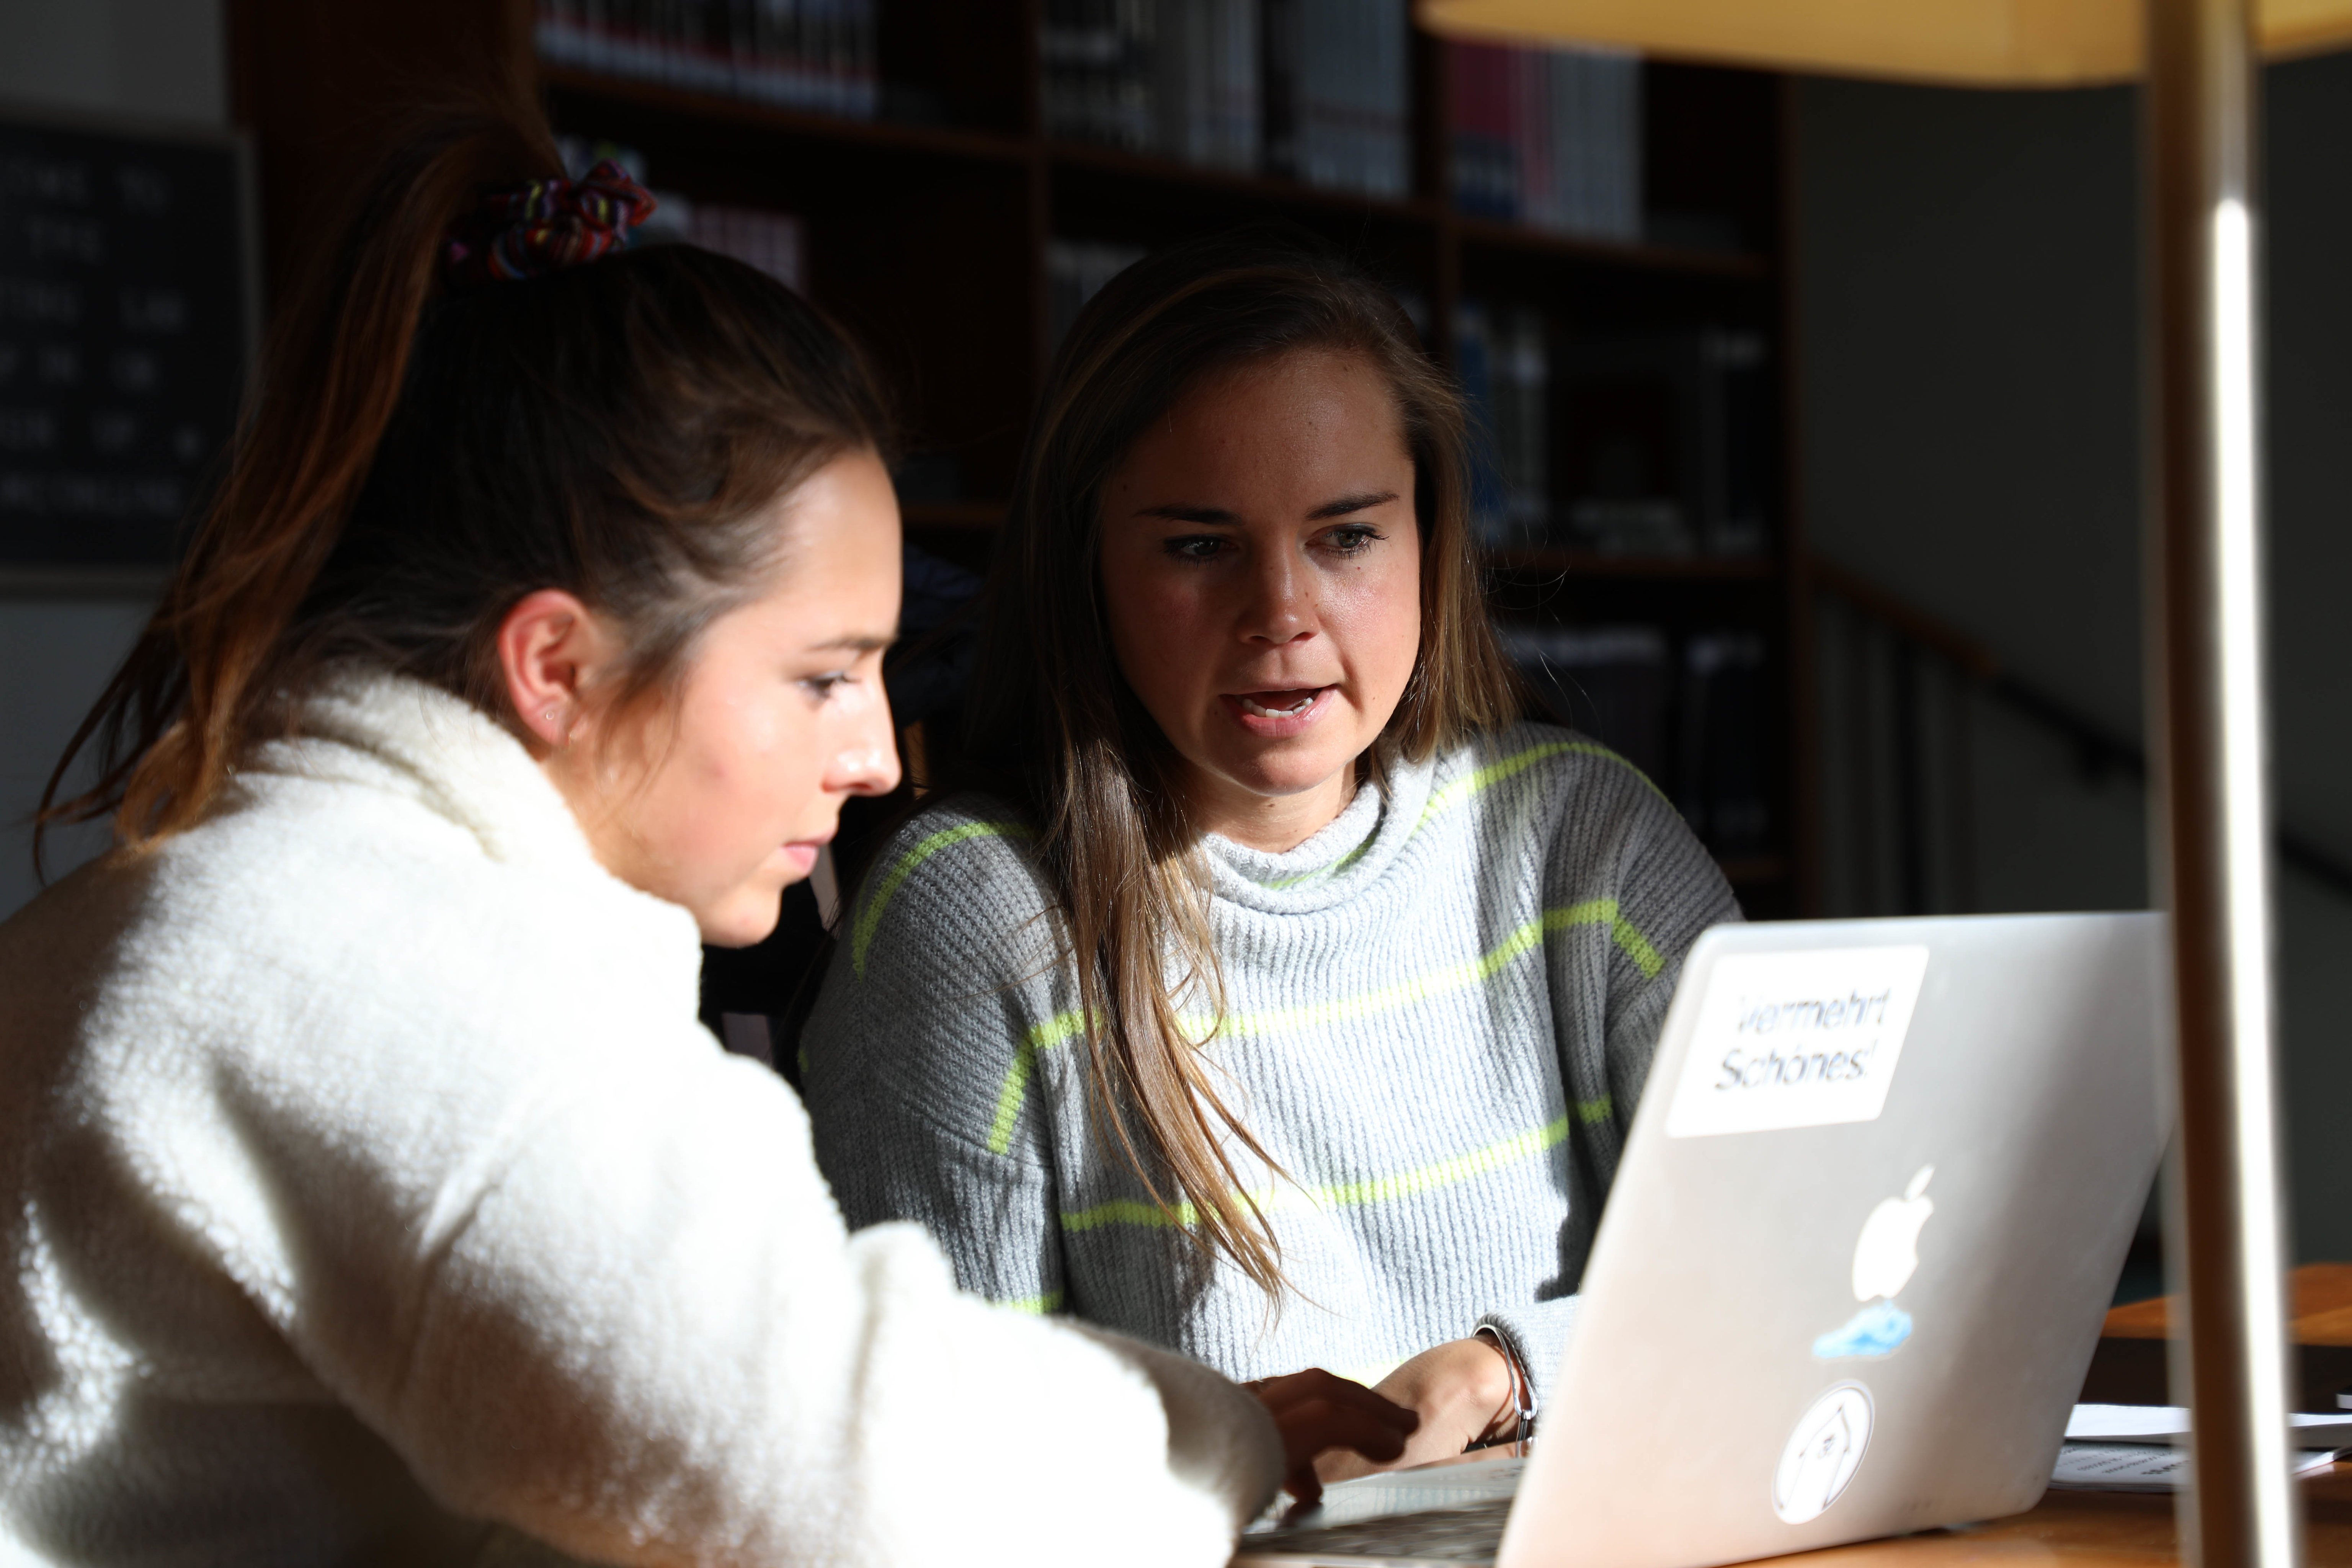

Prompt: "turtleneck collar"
[1201,746,1441,916]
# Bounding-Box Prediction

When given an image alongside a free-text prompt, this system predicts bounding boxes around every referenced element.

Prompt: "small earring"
[543,708,558,724]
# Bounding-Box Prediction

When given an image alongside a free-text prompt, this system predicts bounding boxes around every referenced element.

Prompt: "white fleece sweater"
[0,672,1281,1568]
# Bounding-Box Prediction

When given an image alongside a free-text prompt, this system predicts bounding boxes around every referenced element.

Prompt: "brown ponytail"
[961,230,1518,1297]
[40,99,886,864]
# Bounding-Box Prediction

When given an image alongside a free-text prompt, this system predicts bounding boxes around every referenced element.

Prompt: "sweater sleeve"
[1505,744,1743,1413]
[378,1041,1280,1567]
[799,808,1071,1316]
[1473,1296,1580,1424]
[1565,763,1743,1179]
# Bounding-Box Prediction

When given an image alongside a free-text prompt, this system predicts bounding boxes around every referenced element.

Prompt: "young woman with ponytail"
[0,112,1411,1564]
[799,232,1742,1478]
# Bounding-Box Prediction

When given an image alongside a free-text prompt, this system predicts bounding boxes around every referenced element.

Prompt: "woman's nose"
[833,742,902,798]
[1241,550,1315,645]
[829,697,902,798]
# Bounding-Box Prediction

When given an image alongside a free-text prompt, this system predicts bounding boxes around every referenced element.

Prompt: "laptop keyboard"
[1238,1497,1512,1564]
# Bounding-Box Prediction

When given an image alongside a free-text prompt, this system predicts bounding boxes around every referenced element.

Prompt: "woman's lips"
[1218,685,1336,738]
[779,841,823,878]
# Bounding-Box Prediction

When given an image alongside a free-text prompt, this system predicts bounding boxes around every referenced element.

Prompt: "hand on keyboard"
[1317,1338,1519,1485]
[1246,1368,1420,1508]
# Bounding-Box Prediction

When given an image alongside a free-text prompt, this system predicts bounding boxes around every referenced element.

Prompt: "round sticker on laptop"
[1773,1383,1874,1524]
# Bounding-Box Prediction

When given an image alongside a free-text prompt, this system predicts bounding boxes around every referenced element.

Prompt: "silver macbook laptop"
[1237,912,2167,1568]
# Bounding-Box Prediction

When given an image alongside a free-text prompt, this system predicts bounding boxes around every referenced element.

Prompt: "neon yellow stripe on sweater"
[1417,738,1669,831]
[996,1289,1066,1315]
[982,904,1659,1152]
[852,821,1032,977]
[1058,1114,1576,1233]
[987,1008,1091,1155]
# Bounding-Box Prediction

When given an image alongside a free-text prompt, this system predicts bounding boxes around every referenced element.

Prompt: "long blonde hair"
[959,231,1519,1295]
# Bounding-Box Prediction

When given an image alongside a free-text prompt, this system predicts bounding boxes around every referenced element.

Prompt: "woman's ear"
[496,589,616,752]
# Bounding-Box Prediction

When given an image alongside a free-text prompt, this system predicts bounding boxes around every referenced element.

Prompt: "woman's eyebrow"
[1307,490,1401,519]
[805,631,898,654]
[1135,503,1238,523]
[1135,491,1401,524]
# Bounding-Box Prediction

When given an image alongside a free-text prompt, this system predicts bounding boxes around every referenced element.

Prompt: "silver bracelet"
[1471,1325,1537,1450]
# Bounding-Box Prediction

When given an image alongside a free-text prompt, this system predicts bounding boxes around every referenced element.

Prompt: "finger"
[1260,1369,1422,1431]
[1330,1421,1411,1463]
[1280,1396,1418,1457]
[1276,1414,1410,1475]
[1315,1444,1379,1488]
[1286,1462,1324,1511]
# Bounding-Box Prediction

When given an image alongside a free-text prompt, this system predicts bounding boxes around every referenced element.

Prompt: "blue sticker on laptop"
[1813,1300,1914,1359]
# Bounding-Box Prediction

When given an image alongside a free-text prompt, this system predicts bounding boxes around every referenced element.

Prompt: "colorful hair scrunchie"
[443,160,657,287]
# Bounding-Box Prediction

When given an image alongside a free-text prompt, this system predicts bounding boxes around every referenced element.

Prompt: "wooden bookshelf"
[227,0,1812,916]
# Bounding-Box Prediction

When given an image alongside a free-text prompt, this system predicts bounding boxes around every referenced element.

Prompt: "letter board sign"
[0,107,255,573]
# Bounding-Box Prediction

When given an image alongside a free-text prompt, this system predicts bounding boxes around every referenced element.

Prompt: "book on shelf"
[1163,0,1260,172]
[1269,0,1410,197]
[1677,630,1771,856]
[535,0,880,121]
[689,202,807,292]
[1449,40,1641,242]
[1554,328,1770,558]
[1040,0,1159,153]
[1046,237,1149,350]
[1455,299,1550,550]
[1041,0,1408,197]
[1501,622,1775,859]
[558,137,808,292]
[1501,623,1671,786]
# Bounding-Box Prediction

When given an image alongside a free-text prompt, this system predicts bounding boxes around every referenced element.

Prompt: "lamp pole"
[2142,0,2299,1563]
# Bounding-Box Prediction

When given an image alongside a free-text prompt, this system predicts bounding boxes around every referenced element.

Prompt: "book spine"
[1611,54,1642,239]
[809,0,841,116]
[1372,0,1405,195]
[1508,306,1549,541]
[846,0,877,117]
[1453,301,1507,544]
[1040,0,1080,139]
[1513,47,1549,229]
[653,0,688,85]
[1261,0,1300,178]
[1218,0,1261,172]
[1450,44,1517,219]
[1118,0,1156,152]
[535,0,585,66]
[1496,49,1521,215]
[1706,330,1770,555]
[1549,49,1641,240]
[1152,0,1196,162]
[1046,238,1147,350]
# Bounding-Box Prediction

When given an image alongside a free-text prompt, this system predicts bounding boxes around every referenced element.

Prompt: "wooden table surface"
[1770,1485,2352,1568]
[2082,1263,2352,1411]
[2101,1262,2352,1346]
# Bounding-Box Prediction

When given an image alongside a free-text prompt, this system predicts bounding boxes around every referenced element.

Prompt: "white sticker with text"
[1664,946,1930,1138]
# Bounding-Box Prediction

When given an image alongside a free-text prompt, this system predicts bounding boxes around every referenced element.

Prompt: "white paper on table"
[2066,1403,2352,1448]
[2051,1442,2341,1492]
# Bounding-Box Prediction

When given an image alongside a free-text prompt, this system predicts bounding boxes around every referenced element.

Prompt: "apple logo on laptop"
[1852,1165,1935,1299]
[1811,1165,1933,1360]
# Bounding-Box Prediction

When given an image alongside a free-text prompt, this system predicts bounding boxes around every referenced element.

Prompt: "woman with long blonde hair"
[802,231,1740,1476]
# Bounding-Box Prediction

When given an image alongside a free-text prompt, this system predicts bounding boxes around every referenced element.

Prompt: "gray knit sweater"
[800,722,1740,1411]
